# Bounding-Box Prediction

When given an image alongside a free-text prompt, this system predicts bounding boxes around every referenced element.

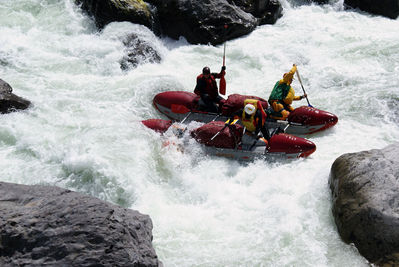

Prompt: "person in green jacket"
[268,64,307,120]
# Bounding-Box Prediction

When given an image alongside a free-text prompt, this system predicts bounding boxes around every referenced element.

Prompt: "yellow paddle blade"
[231,118,239,125]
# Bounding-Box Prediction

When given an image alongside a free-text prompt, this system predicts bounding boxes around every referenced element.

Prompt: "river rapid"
[1,0,398,266]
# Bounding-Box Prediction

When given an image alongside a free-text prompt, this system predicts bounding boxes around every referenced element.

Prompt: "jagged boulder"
[75,0,283,45]
[344,0,399,19]
[329,143,399,265]
[75,0,153,28]
[0,182,161,266]
[0,79,31,113]
[120,33,162,70]
[156,0,258,45]
[257,0,282,25]
[229,0,282,25]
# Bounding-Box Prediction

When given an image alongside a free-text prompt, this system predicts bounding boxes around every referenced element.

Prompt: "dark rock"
[120,33,162,70]
[157,0,258,45]
[75,0,154,29]
[257,0,282,25]
[344,0,399,19]
[229,0,282,25]
[0,79,31,114]
[75,0,284,45]
[329,143,399,265]
[0,181,161,266]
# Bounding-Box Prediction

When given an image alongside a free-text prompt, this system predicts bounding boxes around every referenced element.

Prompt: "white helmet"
[244,104,256,115]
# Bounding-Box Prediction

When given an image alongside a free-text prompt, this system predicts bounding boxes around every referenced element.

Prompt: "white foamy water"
[1,0,398,266]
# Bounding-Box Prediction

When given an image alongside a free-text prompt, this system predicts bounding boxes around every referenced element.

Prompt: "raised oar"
[219,25,228,95]
[295,68,313,108]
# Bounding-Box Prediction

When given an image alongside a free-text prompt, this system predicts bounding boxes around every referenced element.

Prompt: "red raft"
[153,91,338,135]
[142,119,316,160]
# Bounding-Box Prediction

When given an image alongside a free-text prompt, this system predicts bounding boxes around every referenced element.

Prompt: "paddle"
[181,112,192,123]
[209,118,238,142]
[295,68,313,108]
[219,25,228,95]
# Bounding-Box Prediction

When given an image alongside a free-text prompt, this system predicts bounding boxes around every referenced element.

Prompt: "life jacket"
[283,87,296,105]
[268,80,291,102]
[194,74,218,99]
[241,99,267,132]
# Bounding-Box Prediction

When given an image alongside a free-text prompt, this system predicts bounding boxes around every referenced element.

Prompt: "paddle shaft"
[219,25,228,95]
[223,43,226,66]
[222,24,228,66]
[209,118,238,141]
[181,112,192,123]
[210,124,228,141]
[295,69,312,107]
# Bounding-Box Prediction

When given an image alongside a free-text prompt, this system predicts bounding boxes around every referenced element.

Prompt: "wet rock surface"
[0,79,31,114]
[120,33,161,70]
[76,0,283,45]
[0,182,161,266]
[75,0,153,28]
[329,143,399,265]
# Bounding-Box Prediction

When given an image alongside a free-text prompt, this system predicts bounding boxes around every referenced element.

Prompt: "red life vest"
[194,74,218,99]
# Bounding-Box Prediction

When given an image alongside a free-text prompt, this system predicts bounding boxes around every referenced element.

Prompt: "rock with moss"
[75,0,153,29]
[0,181,161,266]
[0,79,31,114]
[329,143,399,265]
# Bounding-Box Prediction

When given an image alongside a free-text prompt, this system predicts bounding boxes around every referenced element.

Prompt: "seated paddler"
[194,66,225,113]
[268,64,307,120]
[230,99,271,141]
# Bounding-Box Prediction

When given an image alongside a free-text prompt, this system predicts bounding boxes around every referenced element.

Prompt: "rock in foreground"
[329,143,399,265]
[0,182,161,266]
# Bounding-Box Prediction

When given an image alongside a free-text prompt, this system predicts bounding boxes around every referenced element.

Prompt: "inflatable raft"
[153,91,338,135]
[142,119,316,160]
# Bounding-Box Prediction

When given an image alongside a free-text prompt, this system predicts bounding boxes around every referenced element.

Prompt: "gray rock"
[0,79,31,114]
[329,143,399,265]
[120,33,162,71]
[0,181,161,266]
[344,0,399,19]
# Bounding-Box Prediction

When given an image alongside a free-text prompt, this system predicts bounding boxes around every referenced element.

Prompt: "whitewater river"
[1,0,398,266]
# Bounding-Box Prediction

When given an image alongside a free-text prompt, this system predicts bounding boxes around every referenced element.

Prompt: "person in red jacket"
[194,66,225,113]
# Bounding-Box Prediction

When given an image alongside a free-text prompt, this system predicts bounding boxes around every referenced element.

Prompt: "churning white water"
[1,0,398,265]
